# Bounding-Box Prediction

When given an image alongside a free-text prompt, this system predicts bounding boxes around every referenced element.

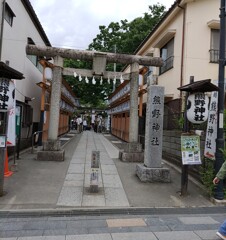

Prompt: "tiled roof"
[0,62,24,79]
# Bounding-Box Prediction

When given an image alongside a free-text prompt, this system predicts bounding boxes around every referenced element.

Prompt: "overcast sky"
[29,0,175,50]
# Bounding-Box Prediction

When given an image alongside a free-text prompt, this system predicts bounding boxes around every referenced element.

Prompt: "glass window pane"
[211,29,219,49]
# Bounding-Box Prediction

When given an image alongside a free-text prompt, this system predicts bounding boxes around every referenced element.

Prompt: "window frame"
[159,37,174,75]
[4,3,15,27]
[26,38,43,73]
[209,29,226,63]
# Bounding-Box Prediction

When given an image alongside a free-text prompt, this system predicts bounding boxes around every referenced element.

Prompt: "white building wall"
[1,0,50,136]
[157,10,184,100]
[136,0,221,102]
[183,0,220,83]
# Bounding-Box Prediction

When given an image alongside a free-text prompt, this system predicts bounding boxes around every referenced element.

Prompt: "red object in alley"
[4,149,13,177]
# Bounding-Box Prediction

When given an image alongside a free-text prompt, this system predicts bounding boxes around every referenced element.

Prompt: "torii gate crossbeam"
[26,45,163,66]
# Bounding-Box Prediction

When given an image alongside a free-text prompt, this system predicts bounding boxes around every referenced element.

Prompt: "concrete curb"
[0,206,225,217]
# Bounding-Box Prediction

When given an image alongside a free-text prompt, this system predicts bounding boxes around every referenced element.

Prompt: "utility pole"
[180,76,194,196]
[0,0,6,61]
[214,0,225,200]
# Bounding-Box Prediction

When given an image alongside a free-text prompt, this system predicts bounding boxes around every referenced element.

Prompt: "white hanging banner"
[7,105,16,146]
[0,78,15,111]
[204,91,218,160]
[6,80,16,146]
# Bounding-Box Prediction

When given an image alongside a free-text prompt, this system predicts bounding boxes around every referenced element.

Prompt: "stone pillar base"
[119,142,144,162]
[124,142,143,152]
[136,164,171,182]
[43,140,61,151]
[37,140,65,161]
[119,150,144,162]
[37,150,65,161]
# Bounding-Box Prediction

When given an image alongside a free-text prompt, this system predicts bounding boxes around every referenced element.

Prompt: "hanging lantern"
[85,76,89,83]
[108,77,110,84]
[187,92,209,124]
[100,77,103,85]
[44,67,53,80]
[138,74,143,86]
[79,75,82,81]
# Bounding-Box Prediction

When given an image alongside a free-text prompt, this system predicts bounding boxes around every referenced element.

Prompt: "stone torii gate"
[26,45,163,161]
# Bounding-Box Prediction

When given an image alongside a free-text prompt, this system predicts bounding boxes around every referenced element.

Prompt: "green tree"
[64,3,166,107]
[88,3,166,56]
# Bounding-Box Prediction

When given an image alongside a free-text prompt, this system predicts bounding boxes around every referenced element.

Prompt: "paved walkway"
[57,131,129,207]
[0,212,225,239]
[0,130,216,210]
[0,130,226,239]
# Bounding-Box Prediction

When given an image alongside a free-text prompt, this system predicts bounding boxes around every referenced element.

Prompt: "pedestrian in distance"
[83,118,87,131]
[213,161,226,240]
[94,115,98,133]
[97,115,102,133]
[76,115,82,133]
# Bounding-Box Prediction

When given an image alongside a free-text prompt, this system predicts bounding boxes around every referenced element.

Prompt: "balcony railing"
[159,56,174,75]
[209,49,220,63]
[209,49,226,63]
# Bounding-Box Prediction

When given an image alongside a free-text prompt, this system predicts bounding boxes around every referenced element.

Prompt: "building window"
[4,3,15,26]
[22,104,33,127]
[159,38,174,75]
[209,29,226,63]
[27,38,43,73]
[143,67,153,85]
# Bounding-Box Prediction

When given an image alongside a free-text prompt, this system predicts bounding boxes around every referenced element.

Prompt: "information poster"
[0,135,6,148]
[181,135,201,165]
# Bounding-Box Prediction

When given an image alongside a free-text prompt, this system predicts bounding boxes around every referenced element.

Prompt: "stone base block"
[37,150,65,161]
[119,150,144,162]
[90,185,98,193]
[43,140,61,151]
[136,164,171,182]
[124,142,143,153]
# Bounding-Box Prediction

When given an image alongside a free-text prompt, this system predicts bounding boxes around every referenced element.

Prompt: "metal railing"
[209,49,219,63]
[31,131,43,153]
[159,56,174,74]
[209,49,226,63]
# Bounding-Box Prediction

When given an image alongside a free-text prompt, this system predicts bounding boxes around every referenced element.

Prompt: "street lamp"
[214,0,226,200]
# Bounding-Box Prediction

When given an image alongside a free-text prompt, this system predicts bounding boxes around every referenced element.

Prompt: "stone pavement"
[0,130,225,239]
[56,131,129,207]
[0,211,226,239]
[0,130,216,209]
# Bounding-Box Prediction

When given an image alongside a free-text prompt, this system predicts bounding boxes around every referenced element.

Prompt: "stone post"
[136,85,170,182]
[37,56,65,161]
[90,151,100,193]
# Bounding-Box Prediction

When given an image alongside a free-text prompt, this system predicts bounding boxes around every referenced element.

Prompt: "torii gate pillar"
[129,62,139,142]
[119,62,143,162]
[37,56,65,161]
